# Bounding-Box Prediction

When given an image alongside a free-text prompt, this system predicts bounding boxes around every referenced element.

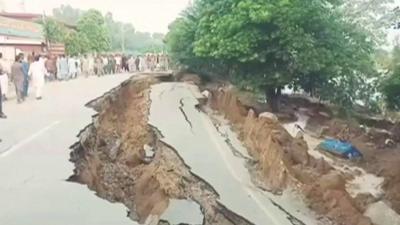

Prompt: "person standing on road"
[102,55,109,74]
[0,53,9,101]
[45,55,57,81]
[20,54,30,97]
[110,55,116,74]
[128,56,135,72]
[68,56,78,79]
[81,55,90,78]
[139,55,146,72]
[88,54,95,76]
[29,55,46,100]
[57,55,69,81]
[10,55,25,103]
[122,55,129,72]
[115,54,122,73]
[0,59,7,119]
[0,84,5,118]
[135,56,140,72]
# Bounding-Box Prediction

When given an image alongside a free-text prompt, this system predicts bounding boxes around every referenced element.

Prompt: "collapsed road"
[149,82,318,225]
[1,71,394,225]
[68,75,324,225]
[0,72,339,225]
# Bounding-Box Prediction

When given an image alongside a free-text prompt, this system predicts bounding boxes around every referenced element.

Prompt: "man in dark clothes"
[135,56,140,71]
[11,55,25,103]
[20,53,30,97]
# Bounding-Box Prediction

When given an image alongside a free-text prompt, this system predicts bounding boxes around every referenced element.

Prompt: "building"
[0,14,45,66]
[0,12,42,22]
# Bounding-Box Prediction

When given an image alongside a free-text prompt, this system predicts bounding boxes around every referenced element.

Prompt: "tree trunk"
[266,87,281,112]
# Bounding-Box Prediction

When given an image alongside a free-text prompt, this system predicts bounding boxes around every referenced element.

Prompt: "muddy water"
[149,83,318,225]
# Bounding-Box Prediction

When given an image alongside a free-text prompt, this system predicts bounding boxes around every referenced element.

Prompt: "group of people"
[0,52,47,119]
[80,53,170,77]
[0,52,170,119]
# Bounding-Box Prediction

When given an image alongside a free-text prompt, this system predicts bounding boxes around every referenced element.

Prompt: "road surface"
[0,74,135,225]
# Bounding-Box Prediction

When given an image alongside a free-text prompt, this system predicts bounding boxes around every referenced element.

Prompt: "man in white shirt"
[29,55,46,100]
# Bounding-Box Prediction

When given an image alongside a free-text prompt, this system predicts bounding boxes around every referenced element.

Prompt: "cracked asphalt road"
[0,74,136,225]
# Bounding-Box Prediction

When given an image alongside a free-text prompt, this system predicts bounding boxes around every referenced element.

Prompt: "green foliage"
[50,5,166,54]
[104,12,165,54]
[340,0,400,45]
[167,0,377,111]
[77,10,110,52]
[382,46,400,110]
[382,72,400,110]
[42,18,67,43]
[64,31,90,56]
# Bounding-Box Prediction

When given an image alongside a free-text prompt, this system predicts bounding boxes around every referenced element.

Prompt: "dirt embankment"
[209,87,373,225]
[69,77,253,225]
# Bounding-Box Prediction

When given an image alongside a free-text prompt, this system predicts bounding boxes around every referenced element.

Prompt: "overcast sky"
[1,0,190,33]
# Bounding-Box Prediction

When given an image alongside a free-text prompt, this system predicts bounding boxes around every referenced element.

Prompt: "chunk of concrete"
[259,112,278,122]
[144,144,155,163]
[364,201,400,225]
[201,90,211,98]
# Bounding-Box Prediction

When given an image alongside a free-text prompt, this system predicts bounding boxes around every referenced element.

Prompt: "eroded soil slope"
[209,87,373,225]
[69,76,253,225]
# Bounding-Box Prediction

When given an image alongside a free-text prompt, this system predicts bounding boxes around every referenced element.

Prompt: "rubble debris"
[143,144,155,164]
[259,112,278,122]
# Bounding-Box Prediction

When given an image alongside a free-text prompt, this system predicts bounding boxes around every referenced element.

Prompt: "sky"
[0,0,191,33]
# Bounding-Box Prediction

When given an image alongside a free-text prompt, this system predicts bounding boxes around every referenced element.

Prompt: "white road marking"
[0,121,61,157]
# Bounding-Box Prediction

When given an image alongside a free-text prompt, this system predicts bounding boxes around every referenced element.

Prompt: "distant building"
[0,15,45,65]
[0,12,42,22]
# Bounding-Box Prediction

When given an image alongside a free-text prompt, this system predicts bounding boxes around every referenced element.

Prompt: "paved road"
[0,74,135,225]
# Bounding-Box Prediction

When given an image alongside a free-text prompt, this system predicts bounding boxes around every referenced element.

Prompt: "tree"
[77,9,110,52]
[42,18,67,43]
[167,0,376,112]
[64,31,90,56]
[382,46,400,110]
[340,0,400,45]
[104,12,165,54]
